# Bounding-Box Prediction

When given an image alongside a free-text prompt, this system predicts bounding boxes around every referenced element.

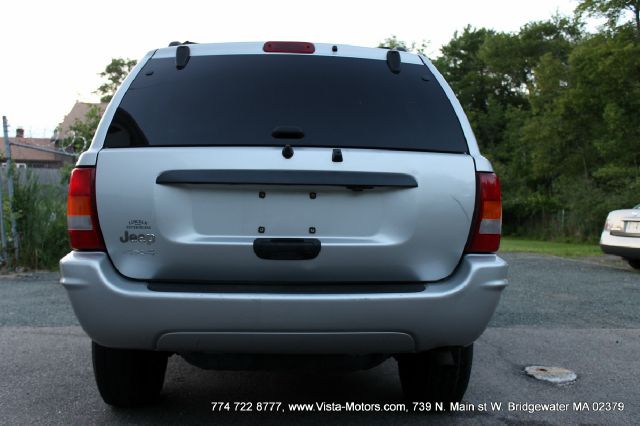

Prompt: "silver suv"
[60,41,508,407]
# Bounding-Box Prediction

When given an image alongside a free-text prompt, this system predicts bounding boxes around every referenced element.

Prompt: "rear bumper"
[600,231,640,259]
[601,245,640,259]
[59,252,508,354]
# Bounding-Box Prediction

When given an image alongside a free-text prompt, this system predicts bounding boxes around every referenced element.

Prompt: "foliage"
[378,35,429,55]
[9,171,68,269]
[576,0,640,33]
[68,104,102,151]
[96,58,137,102]
[0,56,141,270]
[59,162,73,186]
[500,237,602,257]
[423,4,640,242]
[1,57,134,269]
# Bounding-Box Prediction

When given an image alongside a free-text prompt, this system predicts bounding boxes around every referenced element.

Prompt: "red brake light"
[263,41,315,54]
[465,172,502,253]
[67,167,105,251]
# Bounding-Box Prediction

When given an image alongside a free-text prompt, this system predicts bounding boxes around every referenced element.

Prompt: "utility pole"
[0,139,6,263]
[2,116,20,263]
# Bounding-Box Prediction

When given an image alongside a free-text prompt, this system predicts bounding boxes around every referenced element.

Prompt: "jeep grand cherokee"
[60,41,508,407]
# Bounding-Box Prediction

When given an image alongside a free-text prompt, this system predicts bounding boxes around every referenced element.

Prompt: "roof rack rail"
[168,41,198,47]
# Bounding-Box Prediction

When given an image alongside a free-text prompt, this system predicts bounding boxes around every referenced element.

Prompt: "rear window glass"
[105,54,467,153]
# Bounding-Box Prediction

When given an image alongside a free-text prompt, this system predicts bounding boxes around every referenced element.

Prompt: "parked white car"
[601,204,640,269]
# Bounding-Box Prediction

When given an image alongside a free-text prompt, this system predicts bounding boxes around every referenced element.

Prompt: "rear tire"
[396,345,473,405]
[627,259,640,270]
[92,342,168,407]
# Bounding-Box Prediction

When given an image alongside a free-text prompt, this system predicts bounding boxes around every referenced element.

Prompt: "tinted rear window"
[105,54,467,153]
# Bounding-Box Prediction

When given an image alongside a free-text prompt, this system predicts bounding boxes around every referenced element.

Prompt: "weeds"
[3,170,68,270]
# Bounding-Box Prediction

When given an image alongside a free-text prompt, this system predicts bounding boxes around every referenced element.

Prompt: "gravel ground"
[0,253,638,425]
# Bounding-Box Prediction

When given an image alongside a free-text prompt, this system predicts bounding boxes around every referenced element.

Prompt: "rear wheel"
[628,259,640,270]
[92,342,169,407]
[396,345,473,405]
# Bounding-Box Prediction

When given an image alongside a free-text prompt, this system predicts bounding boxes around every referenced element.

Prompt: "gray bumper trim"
[59,252,508,354]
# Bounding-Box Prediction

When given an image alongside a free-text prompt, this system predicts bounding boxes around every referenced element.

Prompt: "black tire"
[92,341,169,407]
[396,345,473,405]
[627,259,640,270]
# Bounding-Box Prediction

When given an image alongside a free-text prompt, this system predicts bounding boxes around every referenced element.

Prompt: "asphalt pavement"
[0,253,639,425]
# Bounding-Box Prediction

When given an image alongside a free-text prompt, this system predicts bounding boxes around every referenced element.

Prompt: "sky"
[0,0,581,138]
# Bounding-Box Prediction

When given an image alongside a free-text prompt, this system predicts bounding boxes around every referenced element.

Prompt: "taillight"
[263,41,315,54]
[67,167,105,250]
[465,172,502,253]
[604,217,622,232]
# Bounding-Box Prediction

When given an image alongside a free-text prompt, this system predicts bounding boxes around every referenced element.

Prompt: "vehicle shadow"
[98,357,476,425]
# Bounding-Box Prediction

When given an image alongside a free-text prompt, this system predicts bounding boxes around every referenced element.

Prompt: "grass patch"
[500,237,603,257]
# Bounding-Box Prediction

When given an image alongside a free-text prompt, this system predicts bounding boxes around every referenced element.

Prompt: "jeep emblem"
[119,230,156,245]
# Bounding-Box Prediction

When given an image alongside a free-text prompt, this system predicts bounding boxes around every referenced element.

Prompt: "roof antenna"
[386,50,401,74]
[176,45,190,70]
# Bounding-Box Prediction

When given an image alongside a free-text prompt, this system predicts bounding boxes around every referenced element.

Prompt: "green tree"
[434,27,504,152]
[434,19,595,239]
[481,16,581,92]
[96,58,137,102]
[504,14,640,240]
[576,0,640,34]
